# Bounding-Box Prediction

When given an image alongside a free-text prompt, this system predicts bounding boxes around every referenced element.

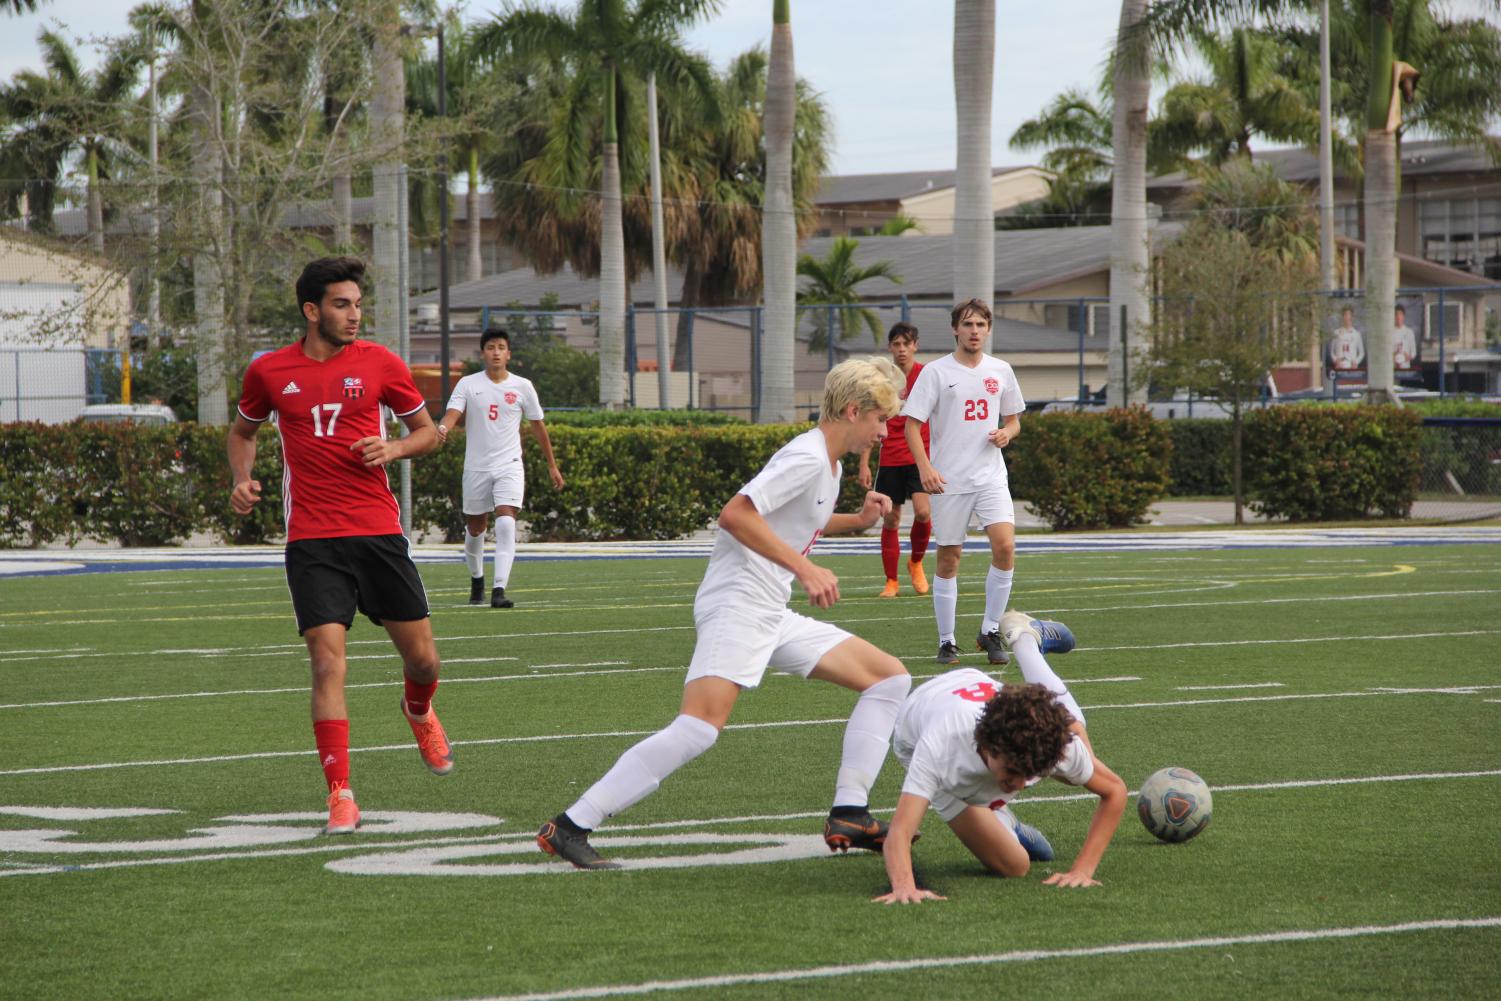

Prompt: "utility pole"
[647,72,671,409]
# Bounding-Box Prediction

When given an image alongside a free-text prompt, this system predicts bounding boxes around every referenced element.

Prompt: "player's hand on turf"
[919,467,946,494]
[352,436,399,467]
[549,465,565,489]
[857,464,872,489]
[797,562,840,608]
[1043,870,1101,888]
[860,490,892,526]
[230,478,262,514]
[873,888,947,905]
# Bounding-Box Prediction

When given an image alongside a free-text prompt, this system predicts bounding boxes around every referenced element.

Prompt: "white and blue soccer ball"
[1137,766,1212,843]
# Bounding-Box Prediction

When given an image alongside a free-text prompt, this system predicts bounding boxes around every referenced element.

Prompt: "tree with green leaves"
[1154,25,1323,169]
[0,29,142,249]
[795,236,901,351]
[669,45,830,373]
[1142,160,1320,524]
[479,0,721,410]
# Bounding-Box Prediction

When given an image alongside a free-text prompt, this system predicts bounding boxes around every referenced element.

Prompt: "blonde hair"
[820,356,903,423]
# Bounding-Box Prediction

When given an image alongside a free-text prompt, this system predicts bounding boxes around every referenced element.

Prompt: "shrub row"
[0,405,1428,547]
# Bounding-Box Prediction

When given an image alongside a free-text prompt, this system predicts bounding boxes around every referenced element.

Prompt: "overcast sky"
[2,1,1495,177]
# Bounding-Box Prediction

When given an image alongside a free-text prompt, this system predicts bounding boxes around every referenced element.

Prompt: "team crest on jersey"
[984,377,1000,394]
[342,377,365,399]
[504,391,518,405]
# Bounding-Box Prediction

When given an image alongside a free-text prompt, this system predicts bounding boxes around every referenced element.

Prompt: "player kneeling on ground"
[537,357,914,870]
[876,612,1127,903]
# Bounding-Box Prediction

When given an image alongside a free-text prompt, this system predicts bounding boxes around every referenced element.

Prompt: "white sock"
[933,575,958,644]
[833,674,911,807]
[463,529,486,579]
[981,566,1014,635]
[1011,634,1086,725]
[565,714,719,830]
[493,516,517,589]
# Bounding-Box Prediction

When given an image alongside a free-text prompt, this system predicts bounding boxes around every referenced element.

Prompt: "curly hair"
[973,683,1073,779]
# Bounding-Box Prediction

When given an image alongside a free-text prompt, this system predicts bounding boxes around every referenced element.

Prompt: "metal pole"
[1314,0,1333,393]
[1119,303,1129,398]
[647,73,671,409]
[826,304,835,374]
[900,294,910,324]
[1437,289,1447,397]
[437,22,452,406]
[626,304,637,408]
[1076,298,1087,402]
[397,163,412,536]
[147,33,160,339]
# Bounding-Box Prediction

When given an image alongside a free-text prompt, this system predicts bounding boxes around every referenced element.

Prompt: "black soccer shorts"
[284,534,430,635]
[874,463,927,507]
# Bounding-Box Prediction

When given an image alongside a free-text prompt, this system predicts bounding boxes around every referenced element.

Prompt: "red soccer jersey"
[879,361,930,466]
[237,338,427,541]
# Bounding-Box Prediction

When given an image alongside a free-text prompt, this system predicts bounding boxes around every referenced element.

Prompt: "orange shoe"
[878,578,900,598]
[908,559,930,595]
[402,699,454,775]
[325,783,360,835]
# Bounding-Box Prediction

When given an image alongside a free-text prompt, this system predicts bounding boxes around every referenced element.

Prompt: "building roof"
[1149,136,1501,189]
[813,166,1032,205]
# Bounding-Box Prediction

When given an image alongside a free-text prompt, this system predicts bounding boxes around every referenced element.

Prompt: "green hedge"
[1007,408,1174,530]
[1243,405,1424,520]
[0,406,1441,546]
[542,409,748,428]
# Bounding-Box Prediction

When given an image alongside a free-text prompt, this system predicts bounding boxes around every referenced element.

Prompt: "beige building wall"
[0,231,131,349]
[902,169,1055,236]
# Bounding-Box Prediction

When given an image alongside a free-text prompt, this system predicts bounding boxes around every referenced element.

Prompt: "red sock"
[404,678,438,717]
[880,527,900,580]
[910,518,931,563]
[313,719,350,792]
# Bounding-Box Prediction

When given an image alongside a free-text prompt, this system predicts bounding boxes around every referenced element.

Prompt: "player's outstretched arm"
[435,407,463,446]
[905,418,944,493]
[1043,755,1126,889]
[823,490,891,535]
[874,794,944,904]
[718,494,839,607]
[528,419,565,489]
[227,415,263,515]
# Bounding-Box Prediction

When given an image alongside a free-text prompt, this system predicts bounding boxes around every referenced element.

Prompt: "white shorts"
[685,605,852,689]
[929,484,1015,546]
[462,462,525,515]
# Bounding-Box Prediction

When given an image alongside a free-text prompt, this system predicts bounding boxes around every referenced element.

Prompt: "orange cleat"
[908,559,930,595]
[878,578,900,598]
[325,783,360,835]
[402,699,454,775]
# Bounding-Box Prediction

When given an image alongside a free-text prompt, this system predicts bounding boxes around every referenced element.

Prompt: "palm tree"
[1006,88,1116,228]
[407,15,496,283]
[0,29,141,250]
[668,46,830,375]
[952,0,995,347]
[760,0,797,422]
[369,0,405,352]
[1109,0,1152,406]
[4,0,42,13]
[796,236,901,351]
[1154,26,1322,167]
[480,0,721,410]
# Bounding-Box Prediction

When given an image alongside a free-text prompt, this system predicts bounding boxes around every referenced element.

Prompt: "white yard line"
[452,918,1501,1001]
[2,688,1495,777]
[1175,682,1286,691]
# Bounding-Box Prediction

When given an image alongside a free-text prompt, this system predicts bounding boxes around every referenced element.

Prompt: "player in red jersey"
[856,322,932,598]
[227,256,453,835]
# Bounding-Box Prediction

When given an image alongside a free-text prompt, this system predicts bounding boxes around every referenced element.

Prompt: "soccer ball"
[1137,766,1212,843]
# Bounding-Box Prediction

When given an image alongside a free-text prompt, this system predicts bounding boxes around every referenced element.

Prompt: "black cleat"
[824,810,890,853]
[936,640,961,665]
[537,816,619,870]
[491,586,514,609]
[976,629,1009,665]
[469,577,486,605]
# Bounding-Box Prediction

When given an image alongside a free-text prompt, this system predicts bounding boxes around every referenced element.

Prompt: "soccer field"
[2,538,1499,1001]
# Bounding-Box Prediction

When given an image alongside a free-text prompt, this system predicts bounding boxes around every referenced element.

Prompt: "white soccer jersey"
[894,668,1093,822]
[446,371,544,473]
[1328,329,1365,371]
[693,427,840,618]
[902,353,1025,494]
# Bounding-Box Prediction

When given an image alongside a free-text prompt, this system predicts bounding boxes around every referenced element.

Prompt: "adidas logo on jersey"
[282,381,302,395]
